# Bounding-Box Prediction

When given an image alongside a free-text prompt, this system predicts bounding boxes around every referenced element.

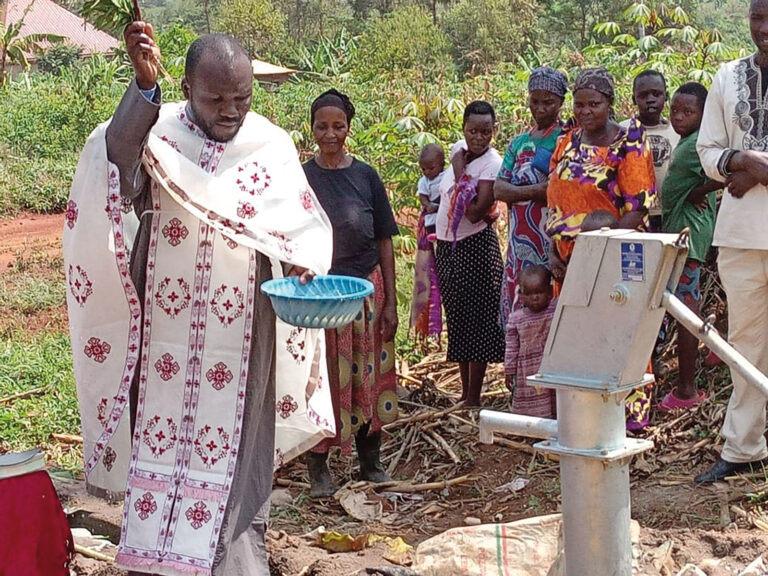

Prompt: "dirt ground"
[0,212,63,268]
[4,212,768,575]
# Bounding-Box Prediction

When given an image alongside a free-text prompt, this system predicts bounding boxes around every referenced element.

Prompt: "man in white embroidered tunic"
[694,0,768,484]
[63,22,334,575]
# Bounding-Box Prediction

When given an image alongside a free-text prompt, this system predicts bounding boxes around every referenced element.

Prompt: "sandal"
[658,389,706,411]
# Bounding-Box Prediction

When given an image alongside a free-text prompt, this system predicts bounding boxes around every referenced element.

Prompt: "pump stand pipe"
[661,290,768,398]
[478,410,558,444]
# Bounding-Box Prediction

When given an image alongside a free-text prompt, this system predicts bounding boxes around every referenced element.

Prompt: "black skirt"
[436,226,505,363]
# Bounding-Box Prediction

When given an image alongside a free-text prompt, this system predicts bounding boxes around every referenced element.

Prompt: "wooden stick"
[274,478,311,490]
[447,413,476,428]
[658,437,712,464]
[130,0,175,85]
[383,402,464,431]
[420,430,443,452]
[731,505,768,532]
[375,474,474,493]
[74,543,115,563]
[52,433,83,444]
[493,437,559,462]
[397,372,421,385]
[426,430,459,464]
[386,426,415,475]
[132,0,142,21]
[410,357,445,370]
[493,437,536,454]
[0,387,46,404]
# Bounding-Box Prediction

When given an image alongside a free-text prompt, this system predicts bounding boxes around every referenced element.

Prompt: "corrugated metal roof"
[252,59,295,84]
[2,0,120,59]
[252,59,295,76]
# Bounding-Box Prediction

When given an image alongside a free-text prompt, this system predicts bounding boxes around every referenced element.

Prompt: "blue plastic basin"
[261,274,375,329]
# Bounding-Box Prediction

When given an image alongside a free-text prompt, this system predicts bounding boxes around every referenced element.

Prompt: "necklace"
[531,122,559,139]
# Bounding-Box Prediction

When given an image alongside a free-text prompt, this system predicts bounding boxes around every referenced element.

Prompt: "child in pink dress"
[505,264,557,418]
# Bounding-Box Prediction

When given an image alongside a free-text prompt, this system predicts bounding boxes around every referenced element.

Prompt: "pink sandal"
[658,389,706,411]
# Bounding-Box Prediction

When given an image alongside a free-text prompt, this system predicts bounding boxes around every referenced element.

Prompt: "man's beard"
[186,104,242,143]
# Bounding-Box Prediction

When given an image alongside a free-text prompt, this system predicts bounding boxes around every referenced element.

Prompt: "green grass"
[0,273,66,315]
[0,333,80,459]
[0,148,75,216]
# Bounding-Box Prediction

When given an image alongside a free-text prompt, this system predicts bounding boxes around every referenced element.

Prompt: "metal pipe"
[478,410,558,444]
[555,389,632,576]
[561,454,632,576]
[557,388,626,451]
[662,291,768,398]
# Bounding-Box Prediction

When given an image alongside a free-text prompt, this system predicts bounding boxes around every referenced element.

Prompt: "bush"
[214,0,287,59]
[156,24,199,77]
[443,0,539,74]
[0,63,127,160]
[38,44,82,74]
[353,5,453,81]
[0,151,75,215]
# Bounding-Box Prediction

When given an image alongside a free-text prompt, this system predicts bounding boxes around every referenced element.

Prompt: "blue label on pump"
[620,242,644,282]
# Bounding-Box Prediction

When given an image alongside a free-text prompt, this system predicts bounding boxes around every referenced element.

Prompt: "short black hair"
[581,209,620,232]
[419,143,445,163]
[463,100,496,126]
[185,34,250,79]
[520,264,552,289]
[674,82,708,111]
[632,69,667,91]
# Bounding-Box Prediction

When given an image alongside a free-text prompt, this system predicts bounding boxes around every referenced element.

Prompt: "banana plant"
[0,21,64,86]
[586,1,740,91]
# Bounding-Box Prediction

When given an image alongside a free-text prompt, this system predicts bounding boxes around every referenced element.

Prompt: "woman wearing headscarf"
[435,100,506,407]
[547,67,656,279]
[495,66,567,322]
[302,89,400,498]
[494,67,568,418]
[546,67,657,430]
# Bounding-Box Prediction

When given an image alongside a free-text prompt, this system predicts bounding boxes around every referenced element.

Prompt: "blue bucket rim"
[260,274,374,302]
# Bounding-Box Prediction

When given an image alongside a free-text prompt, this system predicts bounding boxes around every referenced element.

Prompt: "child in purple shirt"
[505,265,557,418]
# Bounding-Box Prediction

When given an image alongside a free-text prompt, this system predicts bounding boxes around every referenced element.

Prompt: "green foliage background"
[0,0,756,456]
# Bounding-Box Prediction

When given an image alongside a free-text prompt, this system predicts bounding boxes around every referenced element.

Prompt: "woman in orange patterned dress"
[546,67,657,430]
[547,67,656,279]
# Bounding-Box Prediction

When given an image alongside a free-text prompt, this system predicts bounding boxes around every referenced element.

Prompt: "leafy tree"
[214,0,286,59]
[287,28,357,77]
[353,5,452,80]
[143,0,216,33]
[273,0,354,42]
[38,44,81,73]
[585,1,744,115]
[697,0,751,49]
[536,0,625,49]
[443,0,539,74]
[155,23,197,76]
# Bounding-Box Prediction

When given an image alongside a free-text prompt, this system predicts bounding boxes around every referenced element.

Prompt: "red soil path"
[0,213,65,268]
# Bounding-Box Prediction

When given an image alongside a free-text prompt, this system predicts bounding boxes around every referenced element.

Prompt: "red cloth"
[0,470,74,575]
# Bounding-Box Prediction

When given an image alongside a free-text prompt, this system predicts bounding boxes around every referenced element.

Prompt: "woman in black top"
[302,89,400,498]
